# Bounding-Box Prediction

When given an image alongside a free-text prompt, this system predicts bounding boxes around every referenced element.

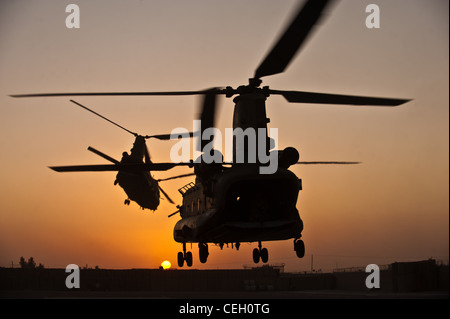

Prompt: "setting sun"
[161,260,171,270]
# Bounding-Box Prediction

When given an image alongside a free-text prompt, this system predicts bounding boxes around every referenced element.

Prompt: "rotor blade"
[49,164,123,172]
[157,172,196,182]
[271,90,411,106]
[158,185,175,204]
[144,142,152,164]
[87,146,120,164]
[168,210,180,218]
[10,89,222,98]
[296,161,361,165]
[70,100,137,136]
[49,162,192,172]
[145,132,194,140]
[199,89,218,150]
[254,0,334,79]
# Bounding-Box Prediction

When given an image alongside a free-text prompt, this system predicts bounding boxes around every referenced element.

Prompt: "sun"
[161,260,171,270]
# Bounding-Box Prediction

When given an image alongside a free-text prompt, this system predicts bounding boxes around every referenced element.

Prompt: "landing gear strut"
[177,243,193,267]
[252,241,268,264]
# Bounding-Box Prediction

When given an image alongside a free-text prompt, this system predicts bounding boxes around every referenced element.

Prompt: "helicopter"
[49,99,193,211]
[11,0,411,267]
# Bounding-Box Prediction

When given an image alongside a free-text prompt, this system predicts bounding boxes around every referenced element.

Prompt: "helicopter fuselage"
[116,170,160,210]
[173,165,303,245]
[113,135,161,210]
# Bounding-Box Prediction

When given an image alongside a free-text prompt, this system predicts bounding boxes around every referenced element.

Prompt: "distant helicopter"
[11,0,410,266]
[49,100,193,211]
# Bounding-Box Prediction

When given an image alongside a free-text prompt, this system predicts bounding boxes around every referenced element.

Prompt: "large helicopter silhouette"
[12,0,410,266]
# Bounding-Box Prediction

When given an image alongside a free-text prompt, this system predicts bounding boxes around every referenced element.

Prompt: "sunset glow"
[0,0,448,273]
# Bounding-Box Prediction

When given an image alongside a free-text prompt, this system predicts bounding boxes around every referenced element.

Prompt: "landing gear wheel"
[252,248,260,264]
[252,241,268,264]
[294,239,305,258]
[185,251,193,267]
[199,243,209,263]
[177,252,184,267]
[124,199,130,206]
[260,248,269,263]
[178,243,193,267]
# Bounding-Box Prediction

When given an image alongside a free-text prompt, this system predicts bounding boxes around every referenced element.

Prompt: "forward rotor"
[69,99,193,139]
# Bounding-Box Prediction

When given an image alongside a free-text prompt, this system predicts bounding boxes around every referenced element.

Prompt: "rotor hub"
[248,78,262,88]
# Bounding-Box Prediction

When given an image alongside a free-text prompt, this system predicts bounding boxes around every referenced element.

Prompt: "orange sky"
[0,0,448,272]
